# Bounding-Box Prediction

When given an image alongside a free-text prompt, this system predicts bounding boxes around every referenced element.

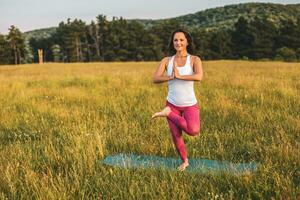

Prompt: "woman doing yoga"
[152,29,203,171]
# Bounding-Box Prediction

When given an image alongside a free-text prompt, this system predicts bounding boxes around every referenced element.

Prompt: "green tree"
[7,25,25,64]
[150,19,183,56]
[275,47,296,62]
[51,44,61,62]
[86,20,101,61]
[276,19,300,51]
[191,29,215,60]
[249,17,277,59]
[55,19,87,62]
[231,17,254,59]
[0,34,11,64]
[210,30,233,59]
[296,48,300,61]
[96,15,109,61]
[72,19,86,62]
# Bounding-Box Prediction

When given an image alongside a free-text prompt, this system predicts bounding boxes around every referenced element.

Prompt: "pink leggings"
[166,101,200,162]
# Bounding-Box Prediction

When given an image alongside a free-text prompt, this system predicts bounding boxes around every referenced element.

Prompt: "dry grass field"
[0,61,299,199]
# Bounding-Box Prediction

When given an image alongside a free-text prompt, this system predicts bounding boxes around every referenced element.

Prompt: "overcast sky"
[1,0,299,34]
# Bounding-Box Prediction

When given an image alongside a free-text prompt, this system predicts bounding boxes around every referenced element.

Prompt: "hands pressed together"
[169,61,180,80]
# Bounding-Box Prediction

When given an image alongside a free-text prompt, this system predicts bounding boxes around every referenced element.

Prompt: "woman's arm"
[153,57,174,83]
[174,56,203,81]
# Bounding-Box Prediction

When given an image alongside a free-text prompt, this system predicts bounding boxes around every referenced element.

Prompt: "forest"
[0,2,300,64]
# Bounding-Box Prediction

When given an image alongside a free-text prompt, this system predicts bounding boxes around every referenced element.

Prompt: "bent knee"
[187,126,200,136]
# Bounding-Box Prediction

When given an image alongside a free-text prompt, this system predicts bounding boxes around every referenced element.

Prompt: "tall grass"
[0,61,299,199]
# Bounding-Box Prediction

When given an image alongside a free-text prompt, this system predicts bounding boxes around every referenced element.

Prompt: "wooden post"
[38,49,43,64]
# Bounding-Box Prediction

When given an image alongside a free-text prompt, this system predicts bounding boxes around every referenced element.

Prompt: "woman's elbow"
[195,74,203,81]
[199,75,203,81]
[152,76,159,83]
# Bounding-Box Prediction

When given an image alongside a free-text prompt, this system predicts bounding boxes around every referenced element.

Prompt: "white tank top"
[166,54,197,107]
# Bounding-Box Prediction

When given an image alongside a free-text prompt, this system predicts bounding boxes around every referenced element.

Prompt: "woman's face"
[173,32,188,52]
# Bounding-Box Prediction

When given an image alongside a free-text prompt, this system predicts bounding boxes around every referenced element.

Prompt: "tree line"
[0,15,300,65]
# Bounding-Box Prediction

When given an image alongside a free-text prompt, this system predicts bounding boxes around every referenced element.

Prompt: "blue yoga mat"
[102,153,258,174]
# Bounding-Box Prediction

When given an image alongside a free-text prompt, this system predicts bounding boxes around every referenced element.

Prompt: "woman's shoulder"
[190,55,202,68]
[190,55,202,62]
[161,56,169,61]
[162,56,175,61]
[160,56,173,64]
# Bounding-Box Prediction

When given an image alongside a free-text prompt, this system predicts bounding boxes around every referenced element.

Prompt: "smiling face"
[173,32,188,52]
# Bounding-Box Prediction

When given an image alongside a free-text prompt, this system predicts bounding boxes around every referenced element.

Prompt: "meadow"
[0,61,299,199]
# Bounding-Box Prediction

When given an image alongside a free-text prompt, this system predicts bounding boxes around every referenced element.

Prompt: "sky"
[1,0,299,34]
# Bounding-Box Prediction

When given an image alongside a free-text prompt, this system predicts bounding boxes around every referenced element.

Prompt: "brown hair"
[168,29,194,56]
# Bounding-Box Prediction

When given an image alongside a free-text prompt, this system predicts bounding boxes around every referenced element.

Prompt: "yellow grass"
[0,61,299,199]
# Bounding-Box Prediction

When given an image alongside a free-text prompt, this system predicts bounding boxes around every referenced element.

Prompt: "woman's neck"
[175,50,188,58]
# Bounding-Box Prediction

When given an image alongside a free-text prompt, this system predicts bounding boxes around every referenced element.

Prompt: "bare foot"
[177,160,189,171]
[151,106,171,119]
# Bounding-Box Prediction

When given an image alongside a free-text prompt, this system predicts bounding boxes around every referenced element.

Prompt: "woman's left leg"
[167,118,187,162]
[166,104,189,171]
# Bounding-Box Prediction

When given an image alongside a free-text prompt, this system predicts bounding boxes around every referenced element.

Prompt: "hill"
[23,3,300,40]
[136,3,300,30]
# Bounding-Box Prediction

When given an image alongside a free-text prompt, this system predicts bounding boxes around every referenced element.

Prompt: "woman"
[151,29,203,171]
